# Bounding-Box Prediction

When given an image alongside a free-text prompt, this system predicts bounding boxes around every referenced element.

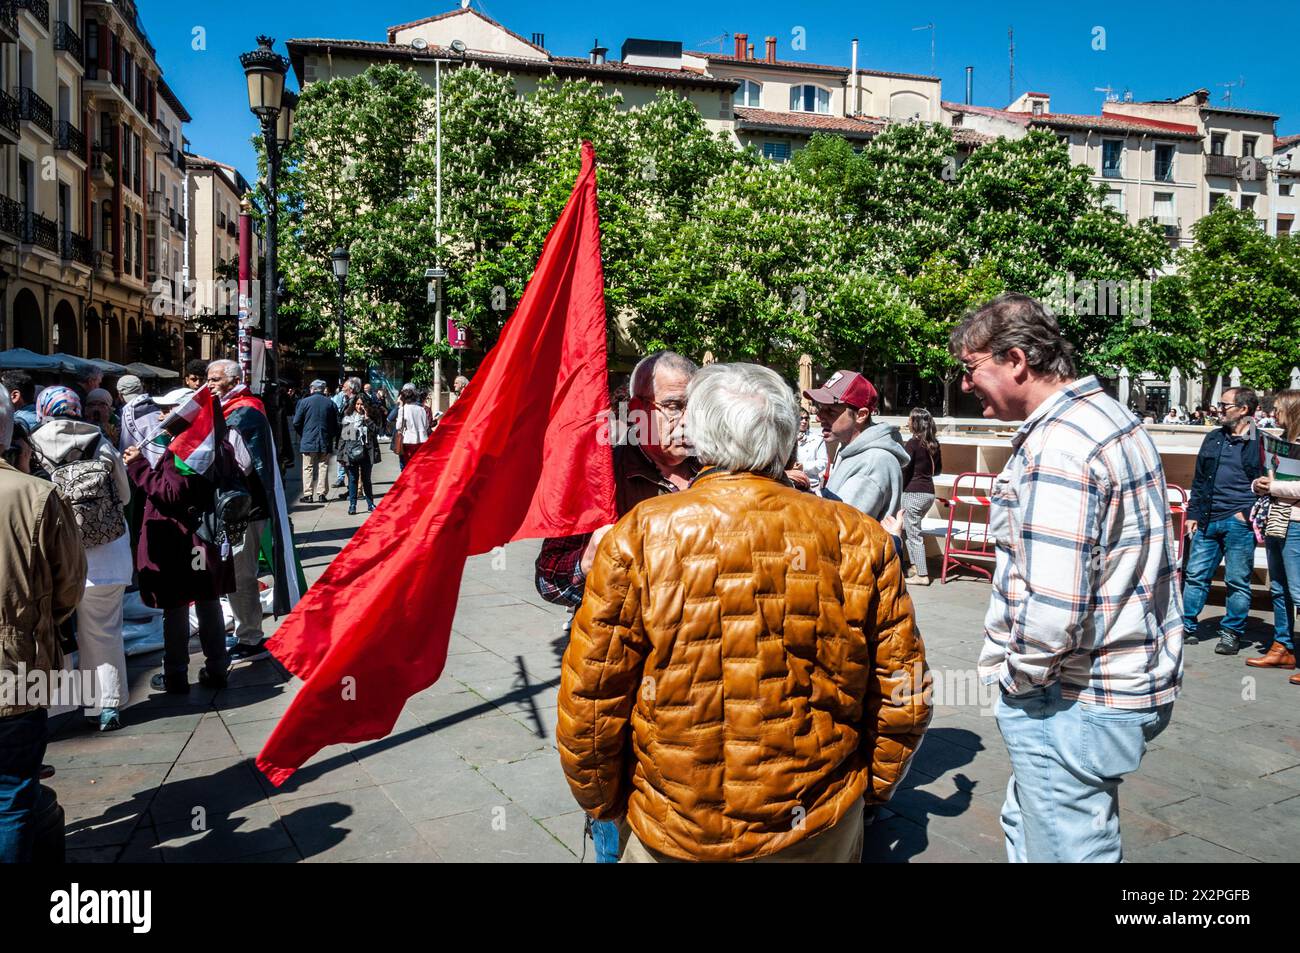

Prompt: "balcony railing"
[22,210,59,252]
[0,1,18,40]
[0,88,18,140]
[14,86,52,136]
[215,210,226,228]
[61,230,93,265]
[55,118,84,155]
[0,195,21,237]
[1206,153,1239,177]
[1154,166,1174,183]
[15,0,47,31]
[53,20,83,66]
[148,189,167,214]
[1102,165,1122,179]
[174,212,186,235]
[226,219,238,238]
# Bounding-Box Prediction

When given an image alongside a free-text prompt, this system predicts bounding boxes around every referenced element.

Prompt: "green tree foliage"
[1178,203,1300,389]
[271,64,1186,387]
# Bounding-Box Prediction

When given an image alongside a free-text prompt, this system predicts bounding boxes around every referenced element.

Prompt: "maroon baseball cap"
[803,371,879,412]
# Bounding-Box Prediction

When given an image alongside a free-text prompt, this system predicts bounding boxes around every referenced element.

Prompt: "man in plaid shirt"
[952,294,1183,863]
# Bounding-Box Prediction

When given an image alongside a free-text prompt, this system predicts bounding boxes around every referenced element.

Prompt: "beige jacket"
[1267,477,1300,520]
[0,461,87,718]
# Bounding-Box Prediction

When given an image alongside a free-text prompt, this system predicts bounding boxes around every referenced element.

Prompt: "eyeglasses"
[960,354,996,379]
[632,395,687,421]
[1216,402,1244,411]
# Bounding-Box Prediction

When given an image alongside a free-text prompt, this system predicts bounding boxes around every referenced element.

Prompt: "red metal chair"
[939,472,999,583]
[1167,483,1188,581]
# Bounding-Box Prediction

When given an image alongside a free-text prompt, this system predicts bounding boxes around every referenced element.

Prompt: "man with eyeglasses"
[1182,387,1264,656]
[534,349,699,862]
[803,371,908,521]
[953,294,1180,862]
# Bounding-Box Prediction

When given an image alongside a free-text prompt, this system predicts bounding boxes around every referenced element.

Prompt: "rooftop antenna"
[694,32,730,52]
[1218,76,1244,105]
[1008,26,1015,103]
[912,23,935,75]
[1094,84,1118,104]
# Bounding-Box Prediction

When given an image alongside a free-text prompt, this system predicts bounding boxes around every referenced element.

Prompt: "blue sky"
[144,0,1299,184]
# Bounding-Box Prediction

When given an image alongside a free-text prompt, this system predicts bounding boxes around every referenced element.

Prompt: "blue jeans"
[591,817,620,863]
[1181,515,1256,638]
[995,682,1171,862]
[346,460,375,509]
[1266,521,1300,651]
[0,709,48,863]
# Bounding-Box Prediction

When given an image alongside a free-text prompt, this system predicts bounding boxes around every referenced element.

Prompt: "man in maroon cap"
[804,371,909,521]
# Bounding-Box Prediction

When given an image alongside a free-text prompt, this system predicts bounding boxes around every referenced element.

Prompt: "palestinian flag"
[159,388,222,476]
[1264,433,1300,482]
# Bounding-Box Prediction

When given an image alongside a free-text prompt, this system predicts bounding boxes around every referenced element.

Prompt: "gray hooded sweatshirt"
[821,422,910,521]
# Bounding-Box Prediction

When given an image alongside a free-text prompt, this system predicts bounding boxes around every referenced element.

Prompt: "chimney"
[589,39,607,65]
[965,66,973,105]
[765,36,776,63]
[734,33,747,59]
[747,42,755,59]
[531,32,545,48]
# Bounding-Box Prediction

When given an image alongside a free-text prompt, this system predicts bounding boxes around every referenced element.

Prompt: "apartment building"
[149,77,187,333]
[945,93,1205,249]
[288,8,737,133]
[1274,134,1298,236]
[0,0,191,370]
[186,153,258,362]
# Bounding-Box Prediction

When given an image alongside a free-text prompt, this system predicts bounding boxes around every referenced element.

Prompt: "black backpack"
[195,442,253,550]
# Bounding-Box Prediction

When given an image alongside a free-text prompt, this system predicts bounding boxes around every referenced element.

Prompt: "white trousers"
[76,584,127,713]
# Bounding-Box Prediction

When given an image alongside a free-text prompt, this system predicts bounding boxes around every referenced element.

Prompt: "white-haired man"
[206,359,279,663]
[558,362,931,862]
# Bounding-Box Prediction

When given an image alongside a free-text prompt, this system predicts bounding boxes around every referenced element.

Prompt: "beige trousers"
[620,800,865,863]
[302,452,331,499]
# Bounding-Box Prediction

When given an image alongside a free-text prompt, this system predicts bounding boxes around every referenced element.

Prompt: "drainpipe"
[965,66,973,105]
[849,38,858,117]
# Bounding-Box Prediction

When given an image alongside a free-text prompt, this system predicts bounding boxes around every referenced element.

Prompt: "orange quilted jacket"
[557,470,931,861]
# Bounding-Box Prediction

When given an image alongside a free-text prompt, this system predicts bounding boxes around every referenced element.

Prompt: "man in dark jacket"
[292,380,340,504]
[1183,387,1264,655]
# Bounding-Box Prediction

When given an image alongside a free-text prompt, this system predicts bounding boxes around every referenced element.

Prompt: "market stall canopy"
[125,362,181,380]
[49,352,105,376]
[91,358,129,375]
[0,348,62,371]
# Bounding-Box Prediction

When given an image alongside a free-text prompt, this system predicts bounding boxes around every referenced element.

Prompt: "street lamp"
[332,246,350,388]
[240,35,293,434]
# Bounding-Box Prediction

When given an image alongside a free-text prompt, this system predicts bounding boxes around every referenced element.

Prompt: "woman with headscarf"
[83,388,121,446]
[28,386,131,731]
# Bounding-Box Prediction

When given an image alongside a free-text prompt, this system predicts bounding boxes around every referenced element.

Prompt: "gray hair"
[0,388,12,453]
[347,376,363,394]
[949,293,1076,379]
[684,363,799,480]
[630,350,699,397]
[207,359,242,385]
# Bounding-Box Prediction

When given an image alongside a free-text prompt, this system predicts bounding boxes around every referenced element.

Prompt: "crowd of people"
[6,290,1299,864]
[542,293,1298,864]
[0,358,286,861]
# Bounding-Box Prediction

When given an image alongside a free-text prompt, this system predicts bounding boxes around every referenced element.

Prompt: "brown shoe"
[1290,672,1300,686]
[1245,643,1297,669]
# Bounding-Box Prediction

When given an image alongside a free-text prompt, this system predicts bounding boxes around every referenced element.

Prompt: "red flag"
[160,386,220,475]
[256,142,615,785]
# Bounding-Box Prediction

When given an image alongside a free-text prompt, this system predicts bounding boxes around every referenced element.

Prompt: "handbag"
[391,406,405,455]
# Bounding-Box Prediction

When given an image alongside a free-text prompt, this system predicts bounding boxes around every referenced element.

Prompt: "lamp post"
[331,246,350,388]
[240,35,295,433]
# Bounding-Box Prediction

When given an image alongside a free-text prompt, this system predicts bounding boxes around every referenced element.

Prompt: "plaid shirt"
[979,375,1183,708]
[535,533,590,608]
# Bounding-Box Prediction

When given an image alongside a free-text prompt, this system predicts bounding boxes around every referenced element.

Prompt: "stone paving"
[43,448,1300,862]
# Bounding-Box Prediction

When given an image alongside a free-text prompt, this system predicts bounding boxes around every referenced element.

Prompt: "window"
[100,199,112,252]
[1031,100,1043,116]
[1154,144,1174,182]
[733,80,761,108]
[1102,139,1123,178]
[1281,182,1295,197]
[85,20,99,74]
[1153,192,1174,219]
[1102,189,1123,211]
[789,85,830,114]
[1242,136,1257,158]
[1057,134,1071,150]
[1209,192,1230,213]
[1280,216,1294,236]
[762,141,791,162]
[1241,194,1256,211]
[1211,133,1226,156]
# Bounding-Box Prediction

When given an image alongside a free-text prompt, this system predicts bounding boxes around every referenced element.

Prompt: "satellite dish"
[450,39,467,54]
[411,37,429,50]
[461,0,471,8]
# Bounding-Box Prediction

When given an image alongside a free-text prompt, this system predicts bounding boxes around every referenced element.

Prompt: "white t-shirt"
[397,403,430,445]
